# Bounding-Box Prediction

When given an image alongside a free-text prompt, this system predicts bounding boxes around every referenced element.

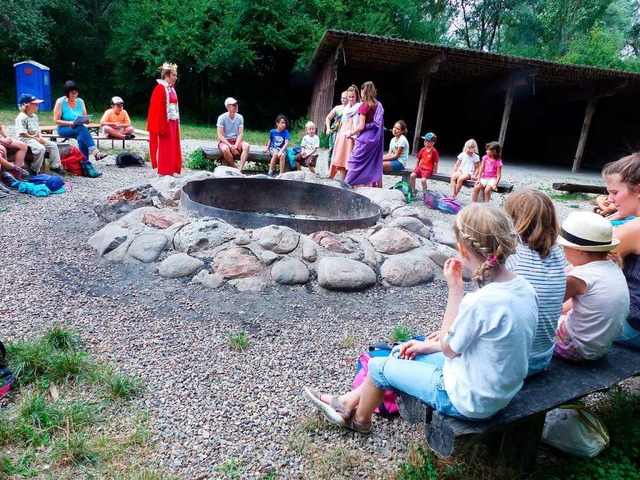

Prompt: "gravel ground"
[0,140,607,479]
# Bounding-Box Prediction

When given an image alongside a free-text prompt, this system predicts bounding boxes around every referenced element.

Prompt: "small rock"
[317,257,376,291]
[158,253,204,278]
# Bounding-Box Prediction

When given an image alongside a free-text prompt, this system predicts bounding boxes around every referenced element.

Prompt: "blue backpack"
[423,190,442,209]
[437,197,462,214]
[29,174,65,193]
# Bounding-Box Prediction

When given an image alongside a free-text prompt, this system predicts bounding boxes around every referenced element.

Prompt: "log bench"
[552,182,607,195]
[396,344,640,478]
[385,169,514,194]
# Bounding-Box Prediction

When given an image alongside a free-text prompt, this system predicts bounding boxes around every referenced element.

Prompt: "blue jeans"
[527,350,554,377]
[367,350,468,419]
[57,125,96,159]
[615,320,640,350]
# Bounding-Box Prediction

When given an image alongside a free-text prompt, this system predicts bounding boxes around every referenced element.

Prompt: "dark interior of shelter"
[311,31,640,173]
[330,68,640,172]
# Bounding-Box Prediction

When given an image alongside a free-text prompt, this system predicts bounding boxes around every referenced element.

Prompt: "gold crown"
[158,62,178,72]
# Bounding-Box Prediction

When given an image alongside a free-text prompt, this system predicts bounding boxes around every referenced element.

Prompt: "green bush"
[186,149,218,171]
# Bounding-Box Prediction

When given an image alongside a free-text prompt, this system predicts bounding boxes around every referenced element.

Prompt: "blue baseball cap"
[421,132,437,141]
[18,93,44,107]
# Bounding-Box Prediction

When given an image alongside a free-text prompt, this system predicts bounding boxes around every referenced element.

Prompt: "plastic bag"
[541,405,609,457]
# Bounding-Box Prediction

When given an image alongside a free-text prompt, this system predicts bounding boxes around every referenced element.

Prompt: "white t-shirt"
[456,151,480,175]
[507,244,566,364]
[565,260,629,359]
[216,112,244,140]
[389,135,409,166]
[442,276,538,419]
[301,134,319,156]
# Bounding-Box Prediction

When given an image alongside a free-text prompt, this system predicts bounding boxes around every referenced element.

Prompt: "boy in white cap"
[217,97,249,169]
[15,93,63,175]
[555,211,630,361]
[100,96,135,140]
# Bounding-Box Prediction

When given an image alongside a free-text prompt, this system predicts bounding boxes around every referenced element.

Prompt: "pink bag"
[352,352,399,416]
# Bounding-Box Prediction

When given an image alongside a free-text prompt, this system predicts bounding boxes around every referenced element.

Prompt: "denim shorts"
[367,350,467,419]
[615,320,640,350]
[389,160,404,171]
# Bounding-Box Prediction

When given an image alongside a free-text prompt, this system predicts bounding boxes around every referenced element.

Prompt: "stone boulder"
[88,222,130,256]
[173,218,239,254]
[278,171,307,182]
[432,220,457,248]
[94,184,164,222]
[158,253,204,279]
[426,244,473,281]
[388,216,432,238]
[142,209,189,229]
[368,228,421,255]
[271,257,310,285]
[390,206,433,227]
[317,257,377,291]
[380,247,436,286]
[127,234,168,263]
[353,187,405,217]
[229,277,268,292]
[212,246,264,279]
[213,166,243,178]
[191,270,225,289]
[252,225,300,254]
[309,231,357,254]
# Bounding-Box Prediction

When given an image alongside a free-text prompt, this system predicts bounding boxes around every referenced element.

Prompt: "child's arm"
[262,135,271,153]
[383,142,403,161]
[472,160,481,180]
[475,159,485,184]
[348,114,366,137]
[280,138,290,155]
[493,166,502,191]
[433,150,439,175]
[451,159,461,173]
[325,106,338,134]
[564,276,587,303]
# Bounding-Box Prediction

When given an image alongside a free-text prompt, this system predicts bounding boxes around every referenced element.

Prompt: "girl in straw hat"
[554,211,629,361]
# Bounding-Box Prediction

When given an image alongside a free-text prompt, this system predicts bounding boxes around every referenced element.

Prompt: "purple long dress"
[345,101,384,188]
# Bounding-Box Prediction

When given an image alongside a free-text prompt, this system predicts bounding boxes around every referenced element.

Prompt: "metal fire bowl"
[180,178,381,234]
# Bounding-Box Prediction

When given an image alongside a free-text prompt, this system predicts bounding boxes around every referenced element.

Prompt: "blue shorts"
[367,349,467,419]
[388,160,404,171]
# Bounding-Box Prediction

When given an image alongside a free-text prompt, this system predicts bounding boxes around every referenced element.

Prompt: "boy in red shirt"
[410,132,439,196]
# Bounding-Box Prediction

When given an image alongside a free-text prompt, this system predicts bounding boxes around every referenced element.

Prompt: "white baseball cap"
[224,97,238,107]
[111,96,124,105]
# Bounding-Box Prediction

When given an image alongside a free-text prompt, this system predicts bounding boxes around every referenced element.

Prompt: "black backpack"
[115,152,146,168]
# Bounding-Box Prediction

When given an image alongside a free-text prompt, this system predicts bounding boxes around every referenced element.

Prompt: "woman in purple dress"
[344,81,384,188]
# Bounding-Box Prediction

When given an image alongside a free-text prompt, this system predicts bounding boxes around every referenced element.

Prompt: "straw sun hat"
[557,211,620,252]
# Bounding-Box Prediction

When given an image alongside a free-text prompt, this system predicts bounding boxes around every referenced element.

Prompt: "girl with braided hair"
[304,204,538,433]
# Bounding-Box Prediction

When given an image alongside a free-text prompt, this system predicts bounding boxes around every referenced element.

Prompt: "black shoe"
[50,167,66,176]
[125,134,136,140]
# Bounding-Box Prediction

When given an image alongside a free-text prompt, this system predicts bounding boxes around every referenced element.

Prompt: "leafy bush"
[186,149,218,171]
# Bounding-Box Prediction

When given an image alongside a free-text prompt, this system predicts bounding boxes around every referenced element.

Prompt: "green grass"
[390,324,414,343]
[0,326,165,478]
[227,331,250,351]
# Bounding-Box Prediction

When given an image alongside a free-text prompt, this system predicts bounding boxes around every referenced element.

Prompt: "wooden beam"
[310,55,337,133]
[552,182,607,194]
[413,72,430,155]
[572,97,597,173]
[498,78,515,150]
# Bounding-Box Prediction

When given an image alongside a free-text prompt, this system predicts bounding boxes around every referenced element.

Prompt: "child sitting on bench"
[304,204,538,433]
[555,212,629,361]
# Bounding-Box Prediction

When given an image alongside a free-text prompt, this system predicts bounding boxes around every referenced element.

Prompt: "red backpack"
[60,147,85,176]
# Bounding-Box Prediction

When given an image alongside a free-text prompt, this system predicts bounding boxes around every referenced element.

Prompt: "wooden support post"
[572,97,597,173]
[498,80,514,151]
[413,73,430,155]
[310,55,337,132]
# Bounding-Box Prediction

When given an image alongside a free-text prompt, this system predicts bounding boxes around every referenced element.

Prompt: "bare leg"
[239,142,250,170]
[328,164,339,179]
[472,184,481,202]
[450,172,458,197]
[383,161,394,172]
[309,166,316,174]
[409,173,417,192]
[484,186,492,202]
[104,126,127,139]
[421,178,427,192]
[349,376,386,425]
[219,144,235,167]
[338,167,347,180]
[269,154,278,173]
[279,154,286,174]
[7,139,28,167]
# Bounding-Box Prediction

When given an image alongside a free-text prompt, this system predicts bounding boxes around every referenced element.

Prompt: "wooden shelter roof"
[309,30,640,91]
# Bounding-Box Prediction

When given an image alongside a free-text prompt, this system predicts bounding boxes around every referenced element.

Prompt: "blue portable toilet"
[14,60,52,110]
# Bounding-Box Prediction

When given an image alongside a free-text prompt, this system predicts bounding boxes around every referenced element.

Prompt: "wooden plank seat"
[201,146,272,165]
[39,125,148,149]
[396,344,640,477]
[384,169,514,194]
[552,182,607,195]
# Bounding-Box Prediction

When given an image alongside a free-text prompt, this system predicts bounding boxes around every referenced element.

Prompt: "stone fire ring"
[180,177,381,234]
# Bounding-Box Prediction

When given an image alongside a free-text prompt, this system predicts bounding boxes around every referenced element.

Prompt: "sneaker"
[49,167,66,176]
[125,133,136,140]
[0,171,20,188]
[267,171,276,178]
[12,167,30,181]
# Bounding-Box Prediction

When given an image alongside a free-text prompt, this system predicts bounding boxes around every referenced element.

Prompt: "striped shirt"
[507,244,566,365]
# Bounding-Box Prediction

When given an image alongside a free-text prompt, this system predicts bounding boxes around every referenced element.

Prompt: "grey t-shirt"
[216,112,244,141]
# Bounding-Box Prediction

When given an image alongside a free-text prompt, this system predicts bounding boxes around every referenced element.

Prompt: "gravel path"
[0,141,605,479]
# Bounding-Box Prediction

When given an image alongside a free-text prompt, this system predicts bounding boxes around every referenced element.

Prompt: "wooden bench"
[385,169,514,194]
[201,145,271,166]
[39,125,149,149]
[552,182,607,195]
[397,344,640,477]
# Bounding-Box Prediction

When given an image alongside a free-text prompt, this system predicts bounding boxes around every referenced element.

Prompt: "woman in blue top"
[53,80,108,160]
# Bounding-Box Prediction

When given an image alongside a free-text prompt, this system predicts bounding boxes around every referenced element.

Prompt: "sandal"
[304,387,351,427]
[345,410,372,434]
[94,151,108,160]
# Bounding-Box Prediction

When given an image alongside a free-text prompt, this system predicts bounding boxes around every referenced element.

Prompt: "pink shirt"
[481,155,503,179]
